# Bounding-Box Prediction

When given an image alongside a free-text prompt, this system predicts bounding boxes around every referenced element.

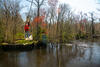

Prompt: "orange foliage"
[31,16,48,34]
[33,16,45,23]
[42,22,47,27]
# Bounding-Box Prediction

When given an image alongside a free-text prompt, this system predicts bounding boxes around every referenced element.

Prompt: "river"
[0,41,100,67]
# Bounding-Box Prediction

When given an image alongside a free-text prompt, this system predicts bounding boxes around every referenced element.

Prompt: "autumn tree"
[27,0,47,41]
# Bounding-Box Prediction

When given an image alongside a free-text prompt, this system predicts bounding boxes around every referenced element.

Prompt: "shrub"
[16,33,24,39]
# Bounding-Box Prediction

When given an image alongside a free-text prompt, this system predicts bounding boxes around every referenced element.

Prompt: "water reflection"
[0,42,100,67]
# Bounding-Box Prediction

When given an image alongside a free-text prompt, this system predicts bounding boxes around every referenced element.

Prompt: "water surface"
[0,42,100,67]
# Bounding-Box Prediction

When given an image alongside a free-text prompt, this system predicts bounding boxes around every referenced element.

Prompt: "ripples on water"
[0,42,100,67]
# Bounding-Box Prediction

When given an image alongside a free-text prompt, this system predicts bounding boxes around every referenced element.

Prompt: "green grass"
[0,40,38,45]
[0,43,8,45]
[16,33,24,40]
[15,40,38,45]
[15,40,33,44]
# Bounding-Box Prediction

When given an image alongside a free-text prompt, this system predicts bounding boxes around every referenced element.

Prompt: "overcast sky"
[59,0,100,13]
[20,0,100,21]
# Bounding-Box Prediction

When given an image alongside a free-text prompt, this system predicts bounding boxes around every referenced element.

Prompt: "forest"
[0,0,100,44]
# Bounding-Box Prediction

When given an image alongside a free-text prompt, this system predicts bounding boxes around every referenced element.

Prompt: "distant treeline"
[0,0,100,43]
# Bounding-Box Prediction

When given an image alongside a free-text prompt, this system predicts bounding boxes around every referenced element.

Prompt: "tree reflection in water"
[0,42,100,67]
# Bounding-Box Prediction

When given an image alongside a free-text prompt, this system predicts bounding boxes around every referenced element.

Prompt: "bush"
[32,27,48,41]
[76,32,87,39]
[62,32,74,43]
[16,33,24,39]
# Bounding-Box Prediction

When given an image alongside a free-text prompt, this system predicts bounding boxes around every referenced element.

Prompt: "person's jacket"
[24,25,29,32]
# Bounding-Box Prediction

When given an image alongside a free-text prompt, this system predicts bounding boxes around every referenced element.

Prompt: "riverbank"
[0,40,47,51]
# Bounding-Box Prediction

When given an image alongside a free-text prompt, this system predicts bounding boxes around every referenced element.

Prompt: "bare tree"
[0,0,23,43]
[90,12,95,38]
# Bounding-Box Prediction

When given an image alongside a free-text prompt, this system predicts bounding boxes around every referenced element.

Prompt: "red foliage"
[83,19,87,23]
[31,16,48,34]
[79,19,87,32]
[79,19,87,23]
[32,8,46,26]
[33,16,45,23]
[81,25,84,32]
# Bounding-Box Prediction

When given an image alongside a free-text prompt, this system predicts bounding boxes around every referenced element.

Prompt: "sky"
[20,0,100,21]
[59,0,100,13]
